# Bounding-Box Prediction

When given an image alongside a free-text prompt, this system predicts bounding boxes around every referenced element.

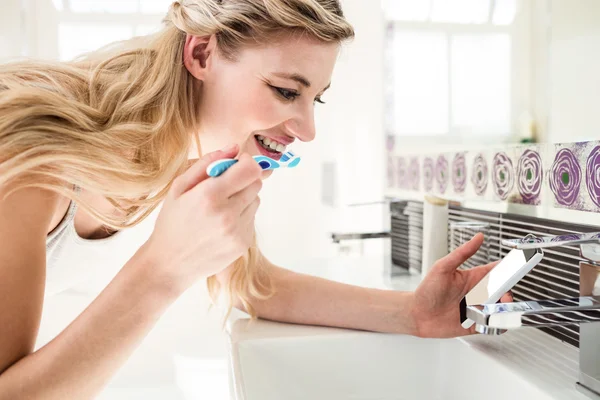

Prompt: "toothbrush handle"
[206,158,238,177]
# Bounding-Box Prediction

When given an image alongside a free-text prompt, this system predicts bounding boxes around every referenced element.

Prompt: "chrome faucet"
[466,232,600,399]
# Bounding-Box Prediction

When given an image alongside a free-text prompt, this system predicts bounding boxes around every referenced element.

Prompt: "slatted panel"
[390,201,423,272]
[448,205,598,348]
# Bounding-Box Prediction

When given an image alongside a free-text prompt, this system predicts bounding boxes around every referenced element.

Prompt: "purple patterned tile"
[435,154,449,194]
[586,144,600,209]
[516,148,543,205]
[408,157,420,191]
[491,151,515,201]
[396,157,407,189]
[386,141,600,215]
[423,157,434,192]
[452,152,467,194]
[549,144,583,208]
[471,152,489,196]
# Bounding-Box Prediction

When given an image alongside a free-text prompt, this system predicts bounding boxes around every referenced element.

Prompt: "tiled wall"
[387,139,600,213]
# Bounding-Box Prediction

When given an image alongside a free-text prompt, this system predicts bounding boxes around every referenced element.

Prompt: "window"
[451,33,511,135]
[382,0,517,25]
[392,31,448,136]
[59,25,134,61]
[53,0,173,61]
[384,0,521,138]
[69,0,138,13]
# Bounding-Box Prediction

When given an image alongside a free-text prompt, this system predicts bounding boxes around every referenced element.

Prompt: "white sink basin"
[228,319,588,400]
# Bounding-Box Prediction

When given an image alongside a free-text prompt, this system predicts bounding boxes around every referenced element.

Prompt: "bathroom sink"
[228,318,588,400]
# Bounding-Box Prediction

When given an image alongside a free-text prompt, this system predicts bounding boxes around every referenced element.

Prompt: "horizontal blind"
[390,201,423,272]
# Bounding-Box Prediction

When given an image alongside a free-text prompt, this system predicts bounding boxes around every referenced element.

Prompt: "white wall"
[546,0,600,143]
[528,0,600,144]
[529,0,551,143]
[25,0,60,60]
[0,0,60,60]
[0,0,24,61]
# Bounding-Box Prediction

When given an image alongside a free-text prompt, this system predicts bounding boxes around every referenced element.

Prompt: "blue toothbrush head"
[287,157,301,167]
[280,151,297,163]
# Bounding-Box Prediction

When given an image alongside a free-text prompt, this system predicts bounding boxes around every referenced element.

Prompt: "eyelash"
[272,86,326,104]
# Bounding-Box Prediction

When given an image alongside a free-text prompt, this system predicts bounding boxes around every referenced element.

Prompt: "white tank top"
[45,187,153,297]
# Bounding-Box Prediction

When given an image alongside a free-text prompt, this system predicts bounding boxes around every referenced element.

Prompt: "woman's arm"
[231,264,419,334]
[221,234,501,338]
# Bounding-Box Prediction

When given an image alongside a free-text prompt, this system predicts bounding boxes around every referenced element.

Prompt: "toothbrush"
[206,151,301,177]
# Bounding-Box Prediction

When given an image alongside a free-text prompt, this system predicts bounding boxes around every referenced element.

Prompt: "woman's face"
[184,33,339,175]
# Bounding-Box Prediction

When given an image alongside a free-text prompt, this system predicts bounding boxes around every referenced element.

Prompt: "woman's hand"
[144,144,262,292]
[411,233,512,338]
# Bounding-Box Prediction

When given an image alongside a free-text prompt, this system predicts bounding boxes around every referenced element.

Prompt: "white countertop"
[225,255,590,400]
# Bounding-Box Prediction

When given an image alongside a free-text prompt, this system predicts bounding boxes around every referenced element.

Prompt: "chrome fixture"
[467,232,600,399]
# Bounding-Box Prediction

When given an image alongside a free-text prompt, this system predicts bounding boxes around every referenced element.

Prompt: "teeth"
[256,135,285,153]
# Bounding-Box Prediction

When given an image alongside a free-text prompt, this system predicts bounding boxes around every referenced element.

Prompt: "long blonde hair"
[0,0,354,316]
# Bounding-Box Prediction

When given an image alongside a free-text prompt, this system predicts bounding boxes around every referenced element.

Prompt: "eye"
[314,97,326,105]
[272,86,299,101]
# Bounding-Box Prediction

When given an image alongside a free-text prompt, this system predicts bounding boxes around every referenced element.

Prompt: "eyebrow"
[273,72,331,92]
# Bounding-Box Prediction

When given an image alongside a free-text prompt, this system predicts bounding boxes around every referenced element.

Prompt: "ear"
[183,34,217,81]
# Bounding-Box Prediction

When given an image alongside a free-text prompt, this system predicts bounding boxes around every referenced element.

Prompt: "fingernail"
[222,143,238,153]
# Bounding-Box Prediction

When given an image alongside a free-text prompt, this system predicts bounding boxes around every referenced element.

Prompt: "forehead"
[236,34,340,81]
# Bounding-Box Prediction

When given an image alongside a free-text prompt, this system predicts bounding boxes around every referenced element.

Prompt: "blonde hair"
[0,0,354,317]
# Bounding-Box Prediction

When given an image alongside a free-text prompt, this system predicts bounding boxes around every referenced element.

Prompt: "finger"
[207,153,263,198]
[500,291,514,303]
[433,233,485,274]
[172,144,239,196]
[463,260,499,293]
[229,179,262,214]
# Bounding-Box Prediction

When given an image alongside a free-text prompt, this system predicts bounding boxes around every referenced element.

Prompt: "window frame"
[384,4,530,146]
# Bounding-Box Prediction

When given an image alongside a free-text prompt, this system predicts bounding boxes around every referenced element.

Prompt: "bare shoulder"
[0,182,66,236]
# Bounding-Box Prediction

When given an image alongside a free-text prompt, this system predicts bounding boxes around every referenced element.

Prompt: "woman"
[0,0,502,398]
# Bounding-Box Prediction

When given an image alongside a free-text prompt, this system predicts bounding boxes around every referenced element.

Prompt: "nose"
[286,105,316,142]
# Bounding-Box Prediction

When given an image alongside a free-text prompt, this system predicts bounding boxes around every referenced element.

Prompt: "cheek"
[243,95,284,128]
[203,71,290,140]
